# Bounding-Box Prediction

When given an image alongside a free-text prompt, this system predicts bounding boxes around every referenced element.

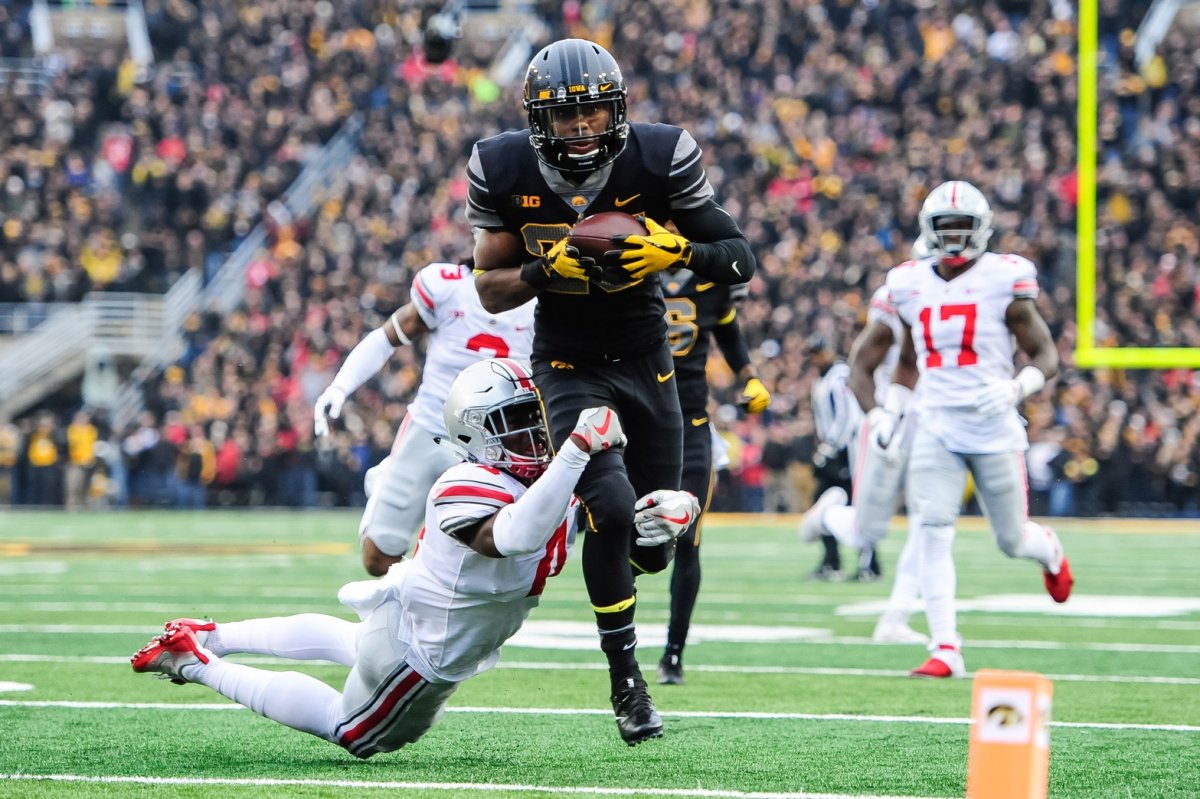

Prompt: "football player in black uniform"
[466,38,754,745]
[657,269,770,686]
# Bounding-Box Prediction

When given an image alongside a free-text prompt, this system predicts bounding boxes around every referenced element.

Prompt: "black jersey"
[662,270,748,417]
[467,123,714,360]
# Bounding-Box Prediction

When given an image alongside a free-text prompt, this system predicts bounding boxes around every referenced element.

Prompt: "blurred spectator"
[25,413,62,506]
[64,410,97,510]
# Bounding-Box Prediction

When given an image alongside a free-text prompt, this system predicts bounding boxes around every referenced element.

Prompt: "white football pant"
[195,601,458,758]
[360,416,460,557]
[908,424,1064,649]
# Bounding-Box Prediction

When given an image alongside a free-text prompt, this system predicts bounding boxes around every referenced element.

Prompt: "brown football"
[568,212,648,260]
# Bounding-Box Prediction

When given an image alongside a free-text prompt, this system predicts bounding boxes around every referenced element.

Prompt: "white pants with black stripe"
[335,599,459,757]
[195,602,458,759]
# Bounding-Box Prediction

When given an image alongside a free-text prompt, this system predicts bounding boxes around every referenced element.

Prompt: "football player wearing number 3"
[885,181,1074,679]
[313,261,535,576]
[133,359,700,759]
[466,39,753,743]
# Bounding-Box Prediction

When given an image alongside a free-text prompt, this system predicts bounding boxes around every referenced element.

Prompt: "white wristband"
[330,327,396,395]
[883,382,914,416]
[1014,366,1046,400]
[388,313,412,346]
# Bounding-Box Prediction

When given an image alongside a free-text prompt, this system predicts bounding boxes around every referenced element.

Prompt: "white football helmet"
[443,358,551,480]
[918,181,993,265]
[911,235,934,260]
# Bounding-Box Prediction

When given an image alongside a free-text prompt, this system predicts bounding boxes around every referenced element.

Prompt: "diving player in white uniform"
[882,181,1074,678]
[313,261,535,575]
[132,358,699,756]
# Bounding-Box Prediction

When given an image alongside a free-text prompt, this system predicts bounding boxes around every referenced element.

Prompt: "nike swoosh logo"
[662,512,691,526]
[614,194,641,207]
[695,282,715,292]
[652,242,683,254]
[595,410,613,436]
[731,260,741,275]
[691,417,708,427]
[656,370,675,383]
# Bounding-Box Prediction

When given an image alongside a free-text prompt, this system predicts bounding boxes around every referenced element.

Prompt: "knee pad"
[578,467,636,534]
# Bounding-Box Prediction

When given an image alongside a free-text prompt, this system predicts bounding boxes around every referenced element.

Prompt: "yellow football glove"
[545,238,591,281]
[613,216,692,280]
[738,377,771,414]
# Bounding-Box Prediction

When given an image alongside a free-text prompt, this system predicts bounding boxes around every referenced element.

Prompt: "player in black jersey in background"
[657,269,770,686]
[466,38,754,745]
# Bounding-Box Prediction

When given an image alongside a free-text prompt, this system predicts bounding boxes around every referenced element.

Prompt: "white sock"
[210,614,360,667]
[822,505,861,548]
[186,654,342,743]
[1014,521,1064,573]
[880,526,922,626]
[919,525,959,648]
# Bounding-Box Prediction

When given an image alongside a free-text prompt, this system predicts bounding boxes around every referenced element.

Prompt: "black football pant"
[533,345,683,631]
[665,408,715,653]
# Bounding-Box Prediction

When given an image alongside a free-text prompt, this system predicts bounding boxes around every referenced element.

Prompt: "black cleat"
[611,677,664,745]
[657,652,684,686]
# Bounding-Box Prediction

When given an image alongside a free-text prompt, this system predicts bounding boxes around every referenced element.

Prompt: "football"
[568,212,648,261]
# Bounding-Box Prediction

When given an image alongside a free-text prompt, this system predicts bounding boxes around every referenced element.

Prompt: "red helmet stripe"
[499,358,534,390]
[949,181,959,208]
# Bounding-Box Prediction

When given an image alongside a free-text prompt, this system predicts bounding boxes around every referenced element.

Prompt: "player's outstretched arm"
[473,229,538,313]
[459,408,625,558]
[847,320,896,412]
[314,305,429,437]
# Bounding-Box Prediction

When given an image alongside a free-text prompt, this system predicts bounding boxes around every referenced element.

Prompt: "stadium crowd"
[0,0,1197,517]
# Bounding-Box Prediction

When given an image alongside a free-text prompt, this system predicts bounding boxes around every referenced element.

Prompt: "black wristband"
[520,258,552,289]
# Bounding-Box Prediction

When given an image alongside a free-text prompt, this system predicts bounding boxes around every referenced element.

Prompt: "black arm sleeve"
[671,200,756,284]
[712,312,752,375]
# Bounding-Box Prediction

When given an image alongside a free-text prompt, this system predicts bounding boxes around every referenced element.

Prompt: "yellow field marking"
[0,543,31,557]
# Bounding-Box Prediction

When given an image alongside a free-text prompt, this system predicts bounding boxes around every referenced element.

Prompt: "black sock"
[599,626,642,690]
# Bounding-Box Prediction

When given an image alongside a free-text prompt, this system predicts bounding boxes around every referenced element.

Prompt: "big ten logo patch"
[513,195,542,208]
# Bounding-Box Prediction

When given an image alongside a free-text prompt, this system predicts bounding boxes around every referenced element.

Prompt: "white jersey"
[866,285,904,406]
[407,263,535,437]
[885,252,1039,453]
[396,462,579,682]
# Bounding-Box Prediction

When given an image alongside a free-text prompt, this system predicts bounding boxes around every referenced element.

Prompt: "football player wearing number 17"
[312,261,534,576]
[884,181,1074,679]
[467,39,753,743]
[132,359,700,759]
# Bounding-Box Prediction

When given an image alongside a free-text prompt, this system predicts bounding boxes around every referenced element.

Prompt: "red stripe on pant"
[338,667,425,749]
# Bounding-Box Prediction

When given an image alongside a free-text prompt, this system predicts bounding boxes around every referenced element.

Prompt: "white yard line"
[3,624,1199,654]
[3,653,1198,686]
[0,773,947,799]
[2,699,1196,733]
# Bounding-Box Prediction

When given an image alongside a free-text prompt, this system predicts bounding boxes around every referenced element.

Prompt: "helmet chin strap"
[940,255,968,267]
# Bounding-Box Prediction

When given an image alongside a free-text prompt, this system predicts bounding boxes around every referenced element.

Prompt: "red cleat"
[1044,557,1074,604]
[131,626,209,684]
[910,644,965,679]
[165,618,216,647]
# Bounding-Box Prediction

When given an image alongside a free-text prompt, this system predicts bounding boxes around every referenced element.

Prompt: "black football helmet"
[523,39,628,174]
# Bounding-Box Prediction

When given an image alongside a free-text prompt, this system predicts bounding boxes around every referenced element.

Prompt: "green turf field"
[1,510,1197,799]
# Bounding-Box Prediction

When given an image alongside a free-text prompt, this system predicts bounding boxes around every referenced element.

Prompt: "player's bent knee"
[579,471,637,533]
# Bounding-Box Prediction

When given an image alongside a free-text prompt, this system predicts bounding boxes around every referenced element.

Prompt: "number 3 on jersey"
[919,304,978,368]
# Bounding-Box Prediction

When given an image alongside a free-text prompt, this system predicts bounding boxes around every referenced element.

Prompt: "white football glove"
[866,406,902,461]
[568,406,626,454]
[313,386,347,437]
[633,490,701,547]
[976,366,1046,416]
